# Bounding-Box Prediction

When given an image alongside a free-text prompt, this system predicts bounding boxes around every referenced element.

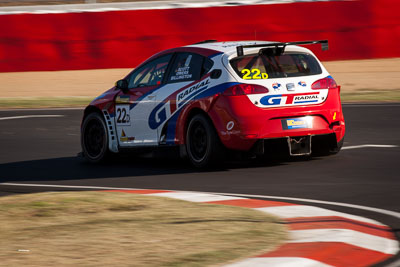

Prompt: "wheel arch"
[83,105,103,121]
[179,107,220,146]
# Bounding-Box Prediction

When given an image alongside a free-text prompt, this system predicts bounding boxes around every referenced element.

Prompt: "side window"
[127,54,172,88]
[167,53,204,83]
[201,57,214,77]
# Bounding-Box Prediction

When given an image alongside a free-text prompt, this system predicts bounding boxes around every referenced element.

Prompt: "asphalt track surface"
[0,103,400,266]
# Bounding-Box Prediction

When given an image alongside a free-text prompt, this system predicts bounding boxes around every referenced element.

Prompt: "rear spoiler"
[236,40,329,57]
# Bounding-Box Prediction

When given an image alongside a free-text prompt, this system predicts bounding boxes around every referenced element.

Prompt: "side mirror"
[210,69,222,79]
[115,79,129,93]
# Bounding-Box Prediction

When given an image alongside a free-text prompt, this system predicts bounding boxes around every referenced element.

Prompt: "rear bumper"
[208,88,345,151]
[250,133,343,157]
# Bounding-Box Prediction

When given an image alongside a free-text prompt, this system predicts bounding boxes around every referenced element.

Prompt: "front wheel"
[81,112,109,163]
[186,114,223,168]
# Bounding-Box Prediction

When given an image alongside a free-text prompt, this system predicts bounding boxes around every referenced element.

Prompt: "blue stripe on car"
[164,82,238,144]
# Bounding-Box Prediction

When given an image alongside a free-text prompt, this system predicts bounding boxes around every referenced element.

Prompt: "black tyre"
[186,114,223,168]
[81,112,109,163]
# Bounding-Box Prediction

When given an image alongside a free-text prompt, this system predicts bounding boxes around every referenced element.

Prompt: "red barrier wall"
[0,0,399,72]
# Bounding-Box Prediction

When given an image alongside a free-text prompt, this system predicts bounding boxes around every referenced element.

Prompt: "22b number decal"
[116,105,131,126]
[241,68,269,80]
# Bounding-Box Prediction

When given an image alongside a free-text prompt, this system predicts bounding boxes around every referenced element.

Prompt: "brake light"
[311,77,338,90]
[223,84,269,96]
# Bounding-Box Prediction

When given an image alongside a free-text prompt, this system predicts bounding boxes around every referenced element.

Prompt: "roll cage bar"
[236,40,329,57]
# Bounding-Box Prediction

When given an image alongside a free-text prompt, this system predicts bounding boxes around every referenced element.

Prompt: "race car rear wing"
[236,40,329,57]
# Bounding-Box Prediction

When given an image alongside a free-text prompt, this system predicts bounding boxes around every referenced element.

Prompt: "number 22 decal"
[116,105,131,126]
[241,68,269,80]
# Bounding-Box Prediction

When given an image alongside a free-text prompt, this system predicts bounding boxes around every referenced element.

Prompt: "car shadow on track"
[0,151,322,183]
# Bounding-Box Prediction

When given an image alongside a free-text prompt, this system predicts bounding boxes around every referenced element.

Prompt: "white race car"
[81,40,345,167]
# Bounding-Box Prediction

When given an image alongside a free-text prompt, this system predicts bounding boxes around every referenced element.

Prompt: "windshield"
[230,53,322,79]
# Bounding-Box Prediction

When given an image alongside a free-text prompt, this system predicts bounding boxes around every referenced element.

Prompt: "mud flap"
[288,136,311,156]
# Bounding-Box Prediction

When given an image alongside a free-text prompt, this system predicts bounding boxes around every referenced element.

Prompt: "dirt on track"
[0,58,399,99]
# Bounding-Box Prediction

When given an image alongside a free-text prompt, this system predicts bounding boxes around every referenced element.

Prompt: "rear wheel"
[81,112,109,163]
[186,114,223,168]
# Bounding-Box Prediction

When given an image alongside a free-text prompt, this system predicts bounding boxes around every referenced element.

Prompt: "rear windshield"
[230,53,322,79]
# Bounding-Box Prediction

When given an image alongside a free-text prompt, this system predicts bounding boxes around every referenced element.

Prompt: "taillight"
[311,77,338,90]
[223,84,269,96]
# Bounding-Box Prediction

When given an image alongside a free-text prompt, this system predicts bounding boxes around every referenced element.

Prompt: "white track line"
[1,182,400,221]
[288,229,399,254]
[0,115,64,120]
[225,257,332,267]
[342,144,398,150]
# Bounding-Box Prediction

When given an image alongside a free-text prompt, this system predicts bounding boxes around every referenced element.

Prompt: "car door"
[148,52,212,144]
[115,54,172,147]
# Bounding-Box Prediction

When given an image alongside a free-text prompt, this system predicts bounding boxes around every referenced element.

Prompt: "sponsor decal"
[281,117,312,130]
[260,94,283,105]
[148,78,211,130]
[170,55,193,82]
[286,83,295,91]
[120,129,135,142]
[220,130,241,136]
[115,95,130,103]
[272,83,281,90]
[298,81,307,87]
[226,121,235,130]
[293,94,319,103]
[259,92,320,106]
[177,79,210,107]
[333,112,337,120]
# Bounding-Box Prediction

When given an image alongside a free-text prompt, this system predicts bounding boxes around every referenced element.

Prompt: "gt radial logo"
[260,92,320,106]
[177,79,210,108]
[148,77,211,130]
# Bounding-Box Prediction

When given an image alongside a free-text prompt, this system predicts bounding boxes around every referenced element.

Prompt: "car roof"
[186,41,311,56]
[141,41,312,68]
